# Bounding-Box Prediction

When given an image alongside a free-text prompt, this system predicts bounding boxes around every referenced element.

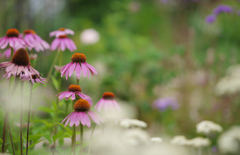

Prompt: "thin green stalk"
[65,103,69,115]
[46,50,61,83]
[10,47,14,59]
[80,124,84,154]
[72,100,76,155]
[8,123,15,155]
[20,82,24,155]
[26,84,33,155]
[87,124,96,155]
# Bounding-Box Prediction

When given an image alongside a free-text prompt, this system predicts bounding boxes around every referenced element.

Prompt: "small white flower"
[123,128,150,146]
[80,28,100,45]
[171,136,190,145]
[188,137,211,147]
[151,137,162,143]
[218,126,240,154]
[196,120,222,134]
[29,53,37,60]
[120,119,147,128]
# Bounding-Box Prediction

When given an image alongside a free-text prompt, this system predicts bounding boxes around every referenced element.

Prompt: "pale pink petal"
[61,112,73,124]
[75,63,81,79]
[51,38,60,51]
[61,63,72,77]
[68,62,76,77]
[58,91,70,100]
[83,112,91,127]
[1,39,9,49]
[60,39,66,51]
[81,63,87,77]
[88,111,103,125]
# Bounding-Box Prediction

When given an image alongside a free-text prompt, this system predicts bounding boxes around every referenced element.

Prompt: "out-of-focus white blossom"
[120,119,147,128]
[54,65,63,72]
[196,120,222,134]
[80,28,100,45]
[123,128,150,146]
[171,136,190,145]
[188,137,211,147]
[29,53,37,60]
[218,126,240,154]
[215,65,240,95]
[151,137,162,143]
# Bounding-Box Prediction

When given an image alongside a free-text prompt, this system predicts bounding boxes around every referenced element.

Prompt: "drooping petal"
[51,38,60,51]
[68,62,76,77]
[60,39,66,51]
[62,112,73,124]
[83,112,91,127]
[58,91,70,100]
[81,63,87,77]
[75,63,81,79]
[88,111,103,125]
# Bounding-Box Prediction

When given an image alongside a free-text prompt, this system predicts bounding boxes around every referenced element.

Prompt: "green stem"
[8,123,15,155]
[71,100,76,155]
[80,124,84,154]
[87,124,96,155]
[46,50,61,83]
[26,84,33,155]
[65,103,69,115]
[20,82,24,155]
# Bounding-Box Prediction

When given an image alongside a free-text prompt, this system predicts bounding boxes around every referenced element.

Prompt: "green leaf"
[55,123,72,135]
[43,133,53,144]
[51,76,58,90]
[55,146,69,155]
[38,106,54,114]
[33,82,41,90]
[0,138,2,144]
[21,139,45,154]
[52,130,64,142]
[53,102,57,111]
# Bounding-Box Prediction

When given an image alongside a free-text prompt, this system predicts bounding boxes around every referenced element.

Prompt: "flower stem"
[72,100,76,155]
[46,50,61,83]
[80,124,84,154]
[87,124,96,155]
[20,82,24,155]
[10,47,14,59]
[8,123,15,155]
[26,84,33,155]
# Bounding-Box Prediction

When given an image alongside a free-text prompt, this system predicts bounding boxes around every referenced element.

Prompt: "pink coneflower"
[0,28,30,49]
[62,99,103,127]
[50,28,74,37]
[20,74,46,84]
[1,48,16,58]
[95,92,121,112]
[21,29,50,52]
[50,35,76,52]
[0,48,40,79]
[61,53,97,79]
[57,84,93,105]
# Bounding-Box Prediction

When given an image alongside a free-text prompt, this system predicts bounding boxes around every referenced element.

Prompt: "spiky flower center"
[68,84,81,92]
[102,92,115,100]
[6,28,19,37]
[24,29,36,34]
[59,28,66,31]
[58,35,67,38]
[74,99,91,112]
[12,48,30,66]
[71,53,86,62]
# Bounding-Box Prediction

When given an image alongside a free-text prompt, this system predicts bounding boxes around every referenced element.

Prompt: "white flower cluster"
[218,126,240,154]
[120,119,147,128]
[150,137,162,143]
[196,120,223,134]
[123,128,150,146]
[171,135,211,147]
[215,65,240,95]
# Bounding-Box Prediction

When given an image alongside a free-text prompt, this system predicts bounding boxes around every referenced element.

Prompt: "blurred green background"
[1,0,240,143]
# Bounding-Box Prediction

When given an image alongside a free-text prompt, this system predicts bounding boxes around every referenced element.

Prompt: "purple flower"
[57,84,93,105]
[205,15,216,24]
[213,5,233,15]
[95,92,121,112]
[21,29,50,52]
[20,74,46,84]
[61,53,97,79]
[50,28,74,38]
[50,35,76,52]
[0,48,40,79]
[62,99,103,128]
[152,97,179,112]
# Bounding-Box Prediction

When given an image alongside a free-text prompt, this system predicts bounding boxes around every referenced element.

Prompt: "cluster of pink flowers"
[0,27,121,154]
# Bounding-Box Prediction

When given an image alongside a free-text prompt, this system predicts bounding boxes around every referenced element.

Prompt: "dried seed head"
[102,92,115,100]
[74,99,91,112]
[11,48,30,66]
[68,84,81,92]
[23,29,36,34]
[58,35,67,38]
[71,53,86,62]
[6,28,19,37]
[59,28,66,31]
